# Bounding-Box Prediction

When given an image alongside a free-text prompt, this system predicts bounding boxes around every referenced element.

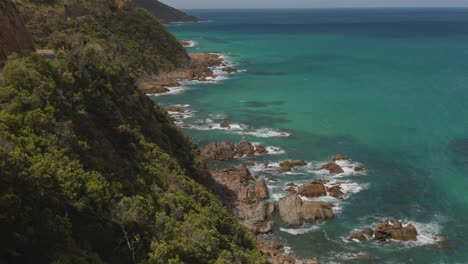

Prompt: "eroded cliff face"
[0,0,35,64]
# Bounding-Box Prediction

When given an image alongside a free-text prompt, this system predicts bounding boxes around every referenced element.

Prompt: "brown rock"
[298,180,327,198]
[351,254,372,262]
[222,66,238,73]
[327,185,345,199]
[268,176,279,182]
[332,154,348,161]
[255,179,269,200]
[374,219,418,241]
[237,139,255,156]
[321,162,344,174]
[220,121,231,129]
[255,145,268,154]
[182,124,191,128]
[354,166,365,172]
[201,141,237,161]
[278,193,334,226]
[149,87,170,94]
[278,160,307,173]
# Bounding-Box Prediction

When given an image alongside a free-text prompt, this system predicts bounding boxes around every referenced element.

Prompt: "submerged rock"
[327,185,345,199]
[222,66,238,73]
[220,121,231,129]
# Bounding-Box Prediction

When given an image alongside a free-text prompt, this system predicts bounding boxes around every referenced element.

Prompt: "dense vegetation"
[0,0,268,263]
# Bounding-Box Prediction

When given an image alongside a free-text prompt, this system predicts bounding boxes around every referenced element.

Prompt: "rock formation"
[348,219,418,242]
[278,193,334,226]
[200,141,237,161]
[278,160,307,173]
[210,165,275,233]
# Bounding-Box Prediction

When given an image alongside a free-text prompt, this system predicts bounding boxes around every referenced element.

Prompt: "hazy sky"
[162,0,468,9]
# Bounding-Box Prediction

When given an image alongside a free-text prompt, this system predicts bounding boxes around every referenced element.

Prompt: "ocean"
[153,9,468,263]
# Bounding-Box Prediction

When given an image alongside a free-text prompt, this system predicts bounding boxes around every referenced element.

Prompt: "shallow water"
[153,9,468,263]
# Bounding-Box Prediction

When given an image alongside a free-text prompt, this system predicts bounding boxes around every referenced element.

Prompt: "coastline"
[145,39,447,264]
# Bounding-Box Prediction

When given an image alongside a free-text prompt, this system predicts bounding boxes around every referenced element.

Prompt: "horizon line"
[178,6,468,10]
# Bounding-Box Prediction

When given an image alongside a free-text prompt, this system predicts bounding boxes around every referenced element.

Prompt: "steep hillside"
[0,0,267,263]
[0,0,35,65]
[134,0,198,23]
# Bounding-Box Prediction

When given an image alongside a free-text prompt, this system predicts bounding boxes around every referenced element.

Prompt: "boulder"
[327,185,345,199]
[298,180,327,198]
[278,160,307,173]
[321,162,344,174]
[237,139,255,156]
[332,154,348,161]
[150,87,170,94]
[238,200,275,233]
[166,106,185,113]
[349,228,374,242]
[220,121,231,129]
[255,179,269,200]
[201,141,237,161]
[278,193,334,226]
[374,219,418,241]
[255,145,268,154]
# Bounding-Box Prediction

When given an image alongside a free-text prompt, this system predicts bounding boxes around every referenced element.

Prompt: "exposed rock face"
[210,166,275,233]
[327,185,345,199]
[298,180,327,198]
[134,0,199,23]
[321,162,344,174]
[279,160,307,173]
[374,219,418,241]
[201,140,271,160]
[237,139,255,156]
[278,193,334,226]
[354,166,365,172]
[349,220,418,242]
[200,141,237,161]
[0,0,35,65]
[255,145,268,154]
[255,179,269,200]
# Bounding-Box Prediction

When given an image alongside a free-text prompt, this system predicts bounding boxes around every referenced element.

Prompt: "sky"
[162,0,468,9]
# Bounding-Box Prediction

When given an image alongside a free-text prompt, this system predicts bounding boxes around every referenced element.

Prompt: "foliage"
[1,1,268,262]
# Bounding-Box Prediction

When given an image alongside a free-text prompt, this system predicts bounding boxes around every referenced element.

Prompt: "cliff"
[0,0,35,65]
[0,1,267,263]
[134,0,199,23]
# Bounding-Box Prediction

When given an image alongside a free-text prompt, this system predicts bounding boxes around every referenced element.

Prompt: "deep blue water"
[154,9,468,263]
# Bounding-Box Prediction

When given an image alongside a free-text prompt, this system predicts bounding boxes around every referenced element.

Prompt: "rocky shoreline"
[138,52,238,95]
[152,41,447,264]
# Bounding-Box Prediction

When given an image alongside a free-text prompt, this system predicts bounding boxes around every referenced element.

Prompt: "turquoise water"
[154,9,468,263]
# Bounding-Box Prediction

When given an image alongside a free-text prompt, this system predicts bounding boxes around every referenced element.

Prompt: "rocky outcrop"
[332,154,348,161]
[278,193,334,226]
[278,160,307,173]
[0,0,35,65]
[201,140,269,160]
[255,179,269,200]
[374,219,417,241]
[237,139,255,156]
[210,165,275,233]
[256,235,321,264]
[348,219,418,242]
[255,145,268,154]
[326,185,345,199]
[201,141,237,161]
[321,162,344,174]
[298,180,327,198]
